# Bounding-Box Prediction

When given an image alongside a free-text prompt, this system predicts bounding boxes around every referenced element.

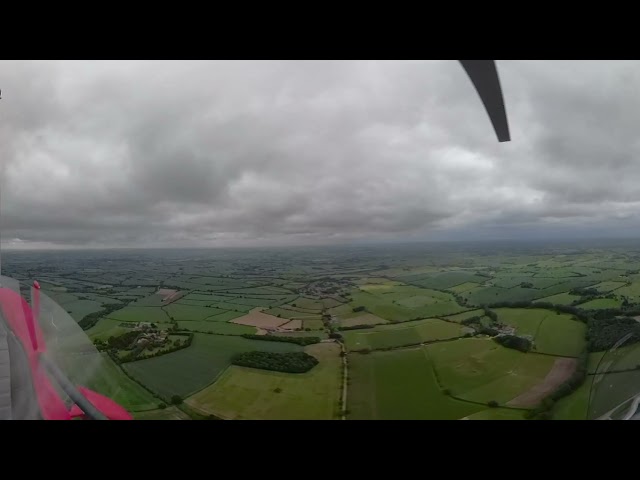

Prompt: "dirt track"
[506,357,577,408]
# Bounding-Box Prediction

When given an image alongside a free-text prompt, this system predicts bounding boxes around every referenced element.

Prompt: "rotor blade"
[459,60,511,142]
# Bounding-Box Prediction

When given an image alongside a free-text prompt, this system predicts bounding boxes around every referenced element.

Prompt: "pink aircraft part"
[0,283,132,420]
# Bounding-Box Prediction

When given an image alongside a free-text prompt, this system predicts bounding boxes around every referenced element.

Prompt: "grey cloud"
[1,60,640,248]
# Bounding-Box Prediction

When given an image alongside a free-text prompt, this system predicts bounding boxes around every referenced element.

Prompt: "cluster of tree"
[231,351,319,373]
[338,324,375,331]
[483,307,498,322]
[352,306,366,313]
[526,353,588,420]
[452,294,468,306]
[586,316,640,352]
[590,307,640,319]
[115,333,193,363]
[241,334,320,346]
[485,300,591,323]
[520,282,533,288]
[493,334,532,352]
[119,348,144,363]
[461,316,483,326]
[79,300,131,330]
[567,286,629,307]
[477,326,500,336]
[107,331,141,350]
[569,287,599,296]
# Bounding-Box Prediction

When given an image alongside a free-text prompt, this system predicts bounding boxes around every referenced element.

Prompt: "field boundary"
[507,357,578,408]
[347,334,470,354]
[422,346,531,412]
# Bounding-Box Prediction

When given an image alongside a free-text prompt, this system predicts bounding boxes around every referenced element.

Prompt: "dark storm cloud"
[1,60,640,248]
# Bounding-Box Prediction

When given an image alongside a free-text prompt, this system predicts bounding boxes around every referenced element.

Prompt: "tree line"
[493,334,532,353]
[338,324,375,331]
[241,334,320,346]
[106,330,139,350]
[79,299,132,330]
[231,351,319,373]
[525,352,588,420]
[107,332,194,364]
[484,299,640,352]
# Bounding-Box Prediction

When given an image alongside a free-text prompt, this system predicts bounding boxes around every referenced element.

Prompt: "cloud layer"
[1,60,640,248]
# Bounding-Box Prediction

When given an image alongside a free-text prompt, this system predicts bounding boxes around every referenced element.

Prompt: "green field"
[226,287,291,296]
[493,308,586,356]
[613,282,640,302]
[122,286,157,296]
[322,297,344,309]
[397,271,488,289]
[106,306,171,323]
[532,268,581,278]
[340,312,389,328]
[185,343,341,420]
[63,299,105,322]
[277,304,321,314]
[65,353,158,412]
[328,303,356,317]
[43,291,79,305]
[123,334,301,399]
[537,292,581,305]
[181,293,239,302]
[87,318,134,341]
[302,319,325,330]
[535,278,599,297]
[579,298,622,310]
[494,308,547,337]
[291,297,324,311]
[425,338,557,404]
[177,321,256,335]
[534,314,586,357]
[133,406,191,420]
[164,304,230,321]
[441,309,484,323]
[343,318,468,351]
[199,310,245,323]
[210,302,253,313]
[552,377,592,420]
[588,351,607,373]
[81,293,123,305]
[177,299,218,307]
[593,281,626,293]
[263,307,320,320]
[16,242,640,420]
[349,288,464,322]
[225,297,278,307]
[462,286,542,306]
[274,331,329,340]
[347,347,484,419]
[129,294,168,307]
[462,408,527,420]
[448,282,482,294]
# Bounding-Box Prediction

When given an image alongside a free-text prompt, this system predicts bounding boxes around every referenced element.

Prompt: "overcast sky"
[1,60,640,248]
